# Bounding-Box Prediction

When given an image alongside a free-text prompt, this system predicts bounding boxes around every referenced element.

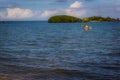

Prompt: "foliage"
[48,15,120,23]
[48,15,82,23]
[84,16,118,22]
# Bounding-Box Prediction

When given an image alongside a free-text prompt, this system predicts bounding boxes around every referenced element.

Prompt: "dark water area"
[0,21,120,80]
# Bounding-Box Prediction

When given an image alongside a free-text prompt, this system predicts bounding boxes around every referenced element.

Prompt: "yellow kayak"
[84,25,89,31]
[84,25,92,31]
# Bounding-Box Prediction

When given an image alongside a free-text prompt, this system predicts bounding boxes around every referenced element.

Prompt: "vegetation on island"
[48,15,120,23]
[48,15,82,23]
[82,16,120,22]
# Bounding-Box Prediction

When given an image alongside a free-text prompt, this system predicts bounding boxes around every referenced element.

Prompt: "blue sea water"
[0,21,120,80]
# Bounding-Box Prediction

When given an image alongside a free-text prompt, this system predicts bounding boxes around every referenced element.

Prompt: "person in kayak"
[84,25,89,31]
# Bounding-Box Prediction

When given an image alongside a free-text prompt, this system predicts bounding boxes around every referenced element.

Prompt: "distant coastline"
[48,15,120,23]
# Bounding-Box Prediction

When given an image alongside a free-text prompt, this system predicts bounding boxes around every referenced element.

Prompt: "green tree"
[48,15,82,23]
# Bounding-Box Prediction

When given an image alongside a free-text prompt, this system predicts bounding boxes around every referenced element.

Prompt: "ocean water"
[0,21,120,80]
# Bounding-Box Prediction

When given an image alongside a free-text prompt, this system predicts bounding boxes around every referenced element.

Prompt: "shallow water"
[0,21,120,80]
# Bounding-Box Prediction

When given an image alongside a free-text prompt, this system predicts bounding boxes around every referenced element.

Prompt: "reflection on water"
[0,21,120,80]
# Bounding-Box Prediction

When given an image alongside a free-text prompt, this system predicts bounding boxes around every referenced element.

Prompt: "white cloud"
[70,1,83,8]
[7,8,33,19]
[66,1,86,17]
[0,12,6,18]
[66,8,86,17]
[41,10,58,18]
[0,1,86,20]
[0,8,59,20]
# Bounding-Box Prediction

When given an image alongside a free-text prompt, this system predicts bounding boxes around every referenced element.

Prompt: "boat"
[83,25,92,31]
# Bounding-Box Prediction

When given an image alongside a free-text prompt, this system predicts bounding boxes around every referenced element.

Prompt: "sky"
[0,0,120,21]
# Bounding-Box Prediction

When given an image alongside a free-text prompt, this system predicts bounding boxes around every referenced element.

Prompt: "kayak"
[84,25,92,31]
[84,25,89,31]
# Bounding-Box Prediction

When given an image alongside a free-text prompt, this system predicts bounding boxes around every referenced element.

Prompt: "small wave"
[0,48,30,54]
[106,52,120,57]
[23,40,38,46]
[101,66,120,70]
[0,57,16,61]
[1,64,120,80]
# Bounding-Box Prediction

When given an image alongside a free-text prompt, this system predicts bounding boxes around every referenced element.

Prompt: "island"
[48,15,82,23]
[48,15,120,23]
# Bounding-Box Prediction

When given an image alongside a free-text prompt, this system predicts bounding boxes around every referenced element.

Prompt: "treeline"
[48,15,120,23]
[48,15,82,23]
[83,16,120,22]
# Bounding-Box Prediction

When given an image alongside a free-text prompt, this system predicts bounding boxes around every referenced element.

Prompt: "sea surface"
[0,21,120,80]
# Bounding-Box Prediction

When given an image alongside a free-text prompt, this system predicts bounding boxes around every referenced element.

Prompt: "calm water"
[0,21,120,80]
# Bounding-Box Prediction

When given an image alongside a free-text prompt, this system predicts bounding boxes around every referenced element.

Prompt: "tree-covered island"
[48,15,120,23]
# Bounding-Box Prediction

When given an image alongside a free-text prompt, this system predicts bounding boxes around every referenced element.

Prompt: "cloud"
[70,1,83,8]
[41,10,59,18]
[0,8,59,20]
[66,1,86,17]
[66,8,86,17]
[86,5,120,18]
[0,1,87,20]
[0,8,34,19]
[40,7,87,19]
[7,8,33,19]
[0,12,6,18]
